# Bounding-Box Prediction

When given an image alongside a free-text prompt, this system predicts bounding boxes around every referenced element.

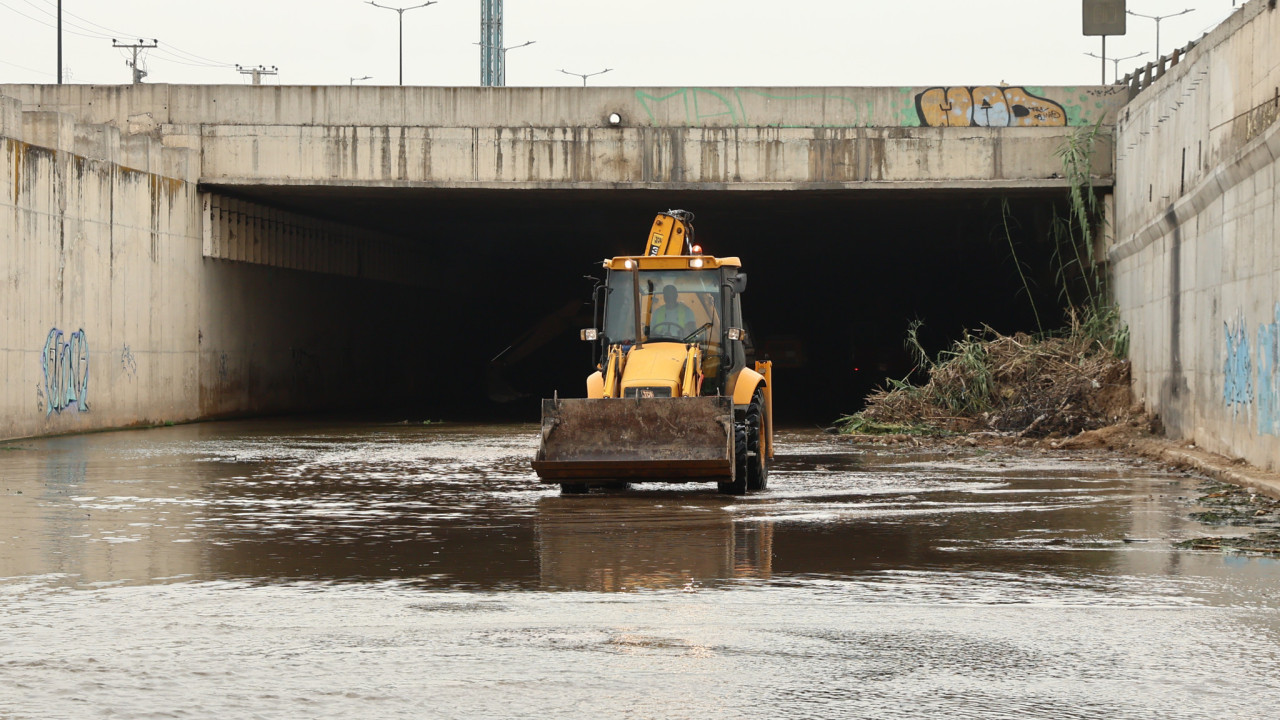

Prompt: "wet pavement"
[2,420,1279,718]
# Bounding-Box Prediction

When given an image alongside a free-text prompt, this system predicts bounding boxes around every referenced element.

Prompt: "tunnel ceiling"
[206,184,1078,424]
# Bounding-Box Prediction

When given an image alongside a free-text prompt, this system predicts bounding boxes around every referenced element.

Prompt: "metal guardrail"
[1118,39,1200,98]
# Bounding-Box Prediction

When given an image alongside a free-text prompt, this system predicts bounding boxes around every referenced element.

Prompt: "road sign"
[1083,0,1127,36]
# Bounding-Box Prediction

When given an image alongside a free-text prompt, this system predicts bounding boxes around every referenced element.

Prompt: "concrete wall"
[0,84,1122,191]
[1111,0,1280,470]
[0,94,415,441]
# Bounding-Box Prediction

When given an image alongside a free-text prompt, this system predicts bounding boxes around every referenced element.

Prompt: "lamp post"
[1084,51,1147,84]
[1127,8,1193,59]
[366,1,437,86]
[558,68,612,86]
[474,40,535,86]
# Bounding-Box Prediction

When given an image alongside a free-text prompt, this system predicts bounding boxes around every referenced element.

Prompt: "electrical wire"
[0,1,113,39]
[28,0,236,67]
[4,1,236,70]
[0,55,55,77]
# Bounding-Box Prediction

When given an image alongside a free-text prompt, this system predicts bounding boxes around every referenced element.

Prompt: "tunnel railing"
[1119,39,1200,100]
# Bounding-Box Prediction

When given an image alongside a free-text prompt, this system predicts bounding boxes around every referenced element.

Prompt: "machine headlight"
[580,328,599,341]
[727,327,746,341]
[689,258,704,268]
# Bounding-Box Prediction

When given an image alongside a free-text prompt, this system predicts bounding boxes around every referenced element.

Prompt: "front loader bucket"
[533,397,735,483]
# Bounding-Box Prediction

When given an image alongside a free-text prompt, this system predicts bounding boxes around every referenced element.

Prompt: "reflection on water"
[3,420,1280,719]
[537,495,773,590]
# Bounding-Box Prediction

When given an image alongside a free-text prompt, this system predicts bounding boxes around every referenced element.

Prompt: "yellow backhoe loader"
[532,210,773,494]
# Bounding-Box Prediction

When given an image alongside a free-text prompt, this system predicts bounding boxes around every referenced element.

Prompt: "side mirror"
[580,328,599,341]
[730,273,748,293]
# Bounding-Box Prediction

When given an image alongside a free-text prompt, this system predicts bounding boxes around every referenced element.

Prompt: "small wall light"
[607,112,623,126]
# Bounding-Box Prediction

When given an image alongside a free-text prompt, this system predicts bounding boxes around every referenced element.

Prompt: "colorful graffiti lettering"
[915,86,1067,127]
[1258,304,1280,436]
[41,328,90,416]
[1224,313,1253,415]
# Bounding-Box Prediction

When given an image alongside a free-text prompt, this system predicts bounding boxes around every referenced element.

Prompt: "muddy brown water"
[2,420,1279,719]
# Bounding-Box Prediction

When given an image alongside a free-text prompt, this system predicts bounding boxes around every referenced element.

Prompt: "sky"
[0,1,1247,88]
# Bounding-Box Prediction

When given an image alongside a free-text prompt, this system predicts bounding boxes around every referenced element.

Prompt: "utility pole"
[112,39,158,84]
[236,65,278,85]
[367,1,437,86]
[480,0,502,87]
[1127,8,1193,59]
[1084,50,1147,84]
[558,68,612,86]
[56,1,62,85]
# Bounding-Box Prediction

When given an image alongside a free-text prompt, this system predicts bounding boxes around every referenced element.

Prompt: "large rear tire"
[745,389,769,492]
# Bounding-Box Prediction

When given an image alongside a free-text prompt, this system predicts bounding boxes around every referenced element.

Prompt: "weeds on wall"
[1053,119,1129,358]
[839,121,1133,437]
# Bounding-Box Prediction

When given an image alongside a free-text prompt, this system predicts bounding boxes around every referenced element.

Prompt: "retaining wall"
[1111,0,1280,470]
[0,94,402,441]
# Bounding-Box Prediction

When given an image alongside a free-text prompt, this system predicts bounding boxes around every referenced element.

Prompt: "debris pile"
[845,323,1134,438]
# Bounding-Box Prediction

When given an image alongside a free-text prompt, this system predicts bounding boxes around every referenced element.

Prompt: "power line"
[0,1,110,39]
[6,0,236,69]
[0,56,55,77]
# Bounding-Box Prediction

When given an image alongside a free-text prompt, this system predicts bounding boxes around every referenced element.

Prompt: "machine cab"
[593,255,748,397]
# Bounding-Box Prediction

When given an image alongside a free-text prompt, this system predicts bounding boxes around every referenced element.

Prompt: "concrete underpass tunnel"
[217,186,1077,426]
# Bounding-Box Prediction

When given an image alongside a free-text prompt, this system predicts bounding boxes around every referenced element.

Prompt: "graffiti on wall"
[41,328,90,416]
[915,86,1067,127]
[1220,304,1280,437]
[1258,304,1280,436]
[632,86,1111,129]
[120,344,137,381]
[1224,313,1254,415]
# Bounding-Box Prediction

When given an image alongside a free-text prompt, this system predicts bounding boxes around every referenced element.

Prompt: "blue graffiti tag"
[1224,314,1253,415]
[41,328,90,416]
[1258,304,1280,436]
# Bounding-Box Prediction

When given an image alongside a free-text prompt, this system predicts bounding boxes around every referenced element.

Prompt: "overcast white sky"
[0,1,1244,88]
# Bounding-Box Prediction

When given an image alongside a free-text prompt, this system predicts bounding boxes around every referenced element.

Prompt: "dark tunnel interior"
[212,186,1078,426]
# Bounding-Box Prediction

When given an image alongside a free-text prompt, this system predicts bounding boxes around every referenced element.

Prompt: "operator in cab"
[649,284,695,339]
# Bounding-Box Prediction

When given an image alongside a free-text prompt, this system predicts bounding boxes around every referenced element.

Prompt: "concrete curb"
[1128,439,1280,501]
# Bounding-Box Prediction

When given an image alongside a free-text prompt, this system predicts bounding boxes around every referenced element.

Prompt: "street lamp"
[559,68,612,86]
[1127,8,1193,59]
[350,75,373,85]
[366,1,437,86]
[1084,51,1147,83]
[474,40,535,86]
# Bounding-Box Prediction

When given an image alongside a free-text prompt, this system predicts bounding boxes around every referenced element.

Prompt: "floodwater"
[2,421,1279,719]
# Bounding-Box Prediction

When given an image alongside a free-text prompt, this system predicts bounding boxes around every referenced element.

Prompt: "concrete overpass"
[3,83,1119,192]
[1,81,1124,440]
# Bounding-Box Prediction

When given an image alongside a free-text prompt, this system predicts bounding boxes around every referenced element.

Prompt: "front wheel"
[718,421,749,495]
[745,388,769,492]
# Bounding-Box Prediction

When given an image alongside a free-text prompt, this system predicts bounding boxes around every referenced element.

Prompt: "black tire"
[560,483,590,494]
[718,421,749,495]
[745,389,769,492]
